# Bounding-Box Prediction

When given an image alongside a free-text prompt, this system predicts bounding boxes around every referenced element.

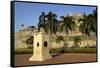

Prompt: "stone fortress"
[15,26,37,49]
[15,13,96,49]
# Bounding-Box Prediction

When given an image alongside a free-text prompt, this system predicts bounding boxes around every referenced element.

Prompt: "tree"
[55,35,65,53]
[73,36,81,48]
[58,15,76,47]
[78,13,92,47]
[87,10,97,36]
[26,36,34,47]
[44,11,58,48]
[79,13,90,36]
[56,35,64,47]
[45,11,58,34]
[78,10,97,47]
[60,16,75,35]
[79,10,97,36]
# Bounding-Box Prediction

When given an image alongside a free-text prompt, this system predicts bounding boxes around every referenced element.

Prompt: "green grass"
[15,48,33,54]
[64,47,96,53]
[15,47,96,54]
[50,48,62,53]
[50,47,96,54]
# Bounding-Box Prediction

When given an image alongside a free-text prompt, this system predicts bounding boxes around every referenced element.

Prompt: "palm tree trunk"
[86,35,89,48]
[60,41,61,47]
[49,31,52,49]
[66,34,69,47]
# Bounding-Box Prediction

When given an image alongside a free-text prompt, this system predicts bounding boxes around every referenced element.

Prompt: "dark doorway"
[44,41,47,47]
[37,42,39,47]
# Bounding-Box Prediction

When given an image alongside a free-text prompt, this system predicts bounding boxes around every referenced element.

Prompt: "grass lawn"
[15,48,33,54]
[15,47,96,54]
[63,47,96,53]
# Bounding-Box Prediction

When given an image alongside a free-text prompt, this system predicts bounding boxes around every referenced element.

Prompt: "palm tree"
[79,13,90,36]
[56,35,64,47]
[44,11,58,48]
[79,10,97,36]
[55,35,65,53]
[78,13,91,47]
[73,36,81,48]
[87,10,97,36]
[58,15,76,47]
[45,11,58,34]
[78,10,97,47]
[60,16,75,35]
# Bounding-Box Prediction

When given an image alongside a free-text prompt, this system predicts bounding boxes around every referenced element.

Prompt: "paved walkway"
[15,53,96,67]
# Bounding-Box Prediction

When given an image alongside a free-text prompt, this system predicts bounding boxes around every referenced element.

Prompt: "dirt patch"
[15,53,96,67]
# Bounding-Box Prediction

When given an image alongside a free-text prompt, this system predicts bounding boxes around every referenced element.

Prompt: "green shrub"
[15,47,96,54]
[15,48,33,54]
[73,36,81,48]
[64,48,96,53]
[26,36,34,45]
[50,47,96,54]
[50,48,61,53]
[28,46,33,49]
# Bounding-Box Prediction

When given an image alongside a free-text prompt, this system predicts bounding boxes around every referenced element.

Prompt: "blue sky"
[14,2,96,32]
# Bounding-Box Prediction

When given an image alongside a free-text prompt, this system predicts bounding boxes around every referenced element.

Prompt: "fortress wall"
[51,40,96,49]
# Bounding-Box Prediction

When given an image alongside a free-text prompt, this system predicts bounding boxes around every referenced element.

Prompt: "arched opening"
[44,41,48,47]
[37,42,39,47]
